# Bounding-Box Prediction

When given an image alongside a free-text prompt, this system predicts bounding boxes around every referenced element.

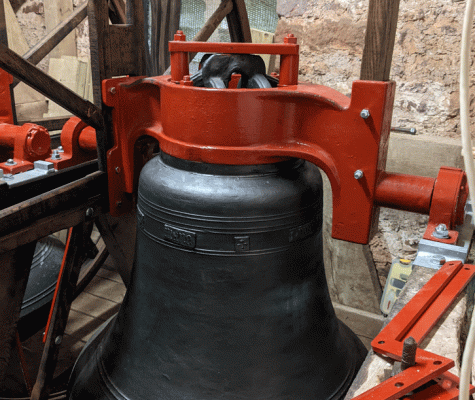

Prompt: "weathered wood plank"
[360,0,401,81]
[333,303,384,348]
[386,133,463,177]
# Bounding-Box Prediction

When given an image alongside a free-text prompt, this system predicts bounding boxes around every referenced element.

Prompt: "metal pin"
[391,127,417,135]
[401,336,417,370]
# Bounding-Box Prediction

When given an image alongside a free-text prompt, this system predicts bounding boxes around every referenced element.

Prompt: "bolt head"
[360,109,370,119]
[86,208,94,218]
[57,146,64,152]
[433,223,450,239]
[110,87,116,94]
[354,169,364,180]
[5,158,16,165]
[55,335,62,345]
[115,166,121,174]
[51,149,62,160]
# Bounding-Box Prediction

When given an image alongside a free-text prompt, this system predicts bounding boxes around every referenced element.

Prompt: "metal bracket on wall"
[352,261,475,400]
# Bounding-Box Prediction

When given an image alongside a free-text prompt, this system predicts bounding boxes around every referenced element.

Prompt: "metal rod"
[0,43,104,131]
[391,126,417,135]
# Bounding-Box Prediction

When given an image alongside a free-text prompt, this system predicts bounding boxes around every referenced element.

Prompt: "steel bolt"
[51,149,62,160]
[116,201,122,208]
[433,223,450,239]
[401,336,417,370]
[55,335,62,345]
[110,87,116,94]
[115,166,121,174]
[354,169,364,180]
[86,208,94,218]
[5,158,16,165]
[360,109,370,119]
[57,146,64,152]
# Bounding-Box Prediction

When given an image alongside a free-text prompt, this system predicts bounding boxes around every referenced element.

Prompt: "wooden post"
[0,243,36,383]
[360,0,401,81]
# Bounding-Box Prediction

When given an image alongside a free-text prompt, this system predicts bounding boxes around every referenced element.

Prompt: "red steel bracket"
[353,261,475,399]
[101,35,467,245]
[45,117,97,169]
[421,167,468,245]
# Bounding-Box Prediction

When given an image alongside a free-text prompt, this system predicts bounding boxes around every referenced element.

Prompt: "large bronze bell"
[69,152,366,399]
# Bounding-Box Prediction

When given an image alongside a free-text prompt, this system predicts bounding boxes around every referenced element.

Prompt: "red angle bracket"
[101,34,467,245]
[353,261,475,400]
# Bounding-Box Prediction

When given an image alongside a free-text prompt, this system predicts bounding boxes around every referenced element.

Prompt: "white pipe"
[459,0,475,397]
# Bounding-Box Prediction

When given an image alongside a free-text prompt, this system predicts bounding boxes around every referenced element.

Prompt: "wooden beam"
[360,0,401,81]
[194,0,233,42]
[0,171,105,239]
[0,43,104,130]
[226,0,252,43]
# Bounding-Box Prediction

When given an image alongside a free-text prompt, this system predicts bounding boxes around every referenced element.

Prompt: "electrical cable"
[459,0,475,396]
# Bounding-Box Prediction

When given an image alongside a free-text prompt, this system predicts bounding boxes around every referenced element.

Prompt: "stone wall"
[275,0,470,138]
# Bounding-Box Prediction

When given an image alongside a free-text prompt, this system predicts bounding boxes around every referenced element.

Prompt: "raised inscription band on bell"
[138,206,321,252]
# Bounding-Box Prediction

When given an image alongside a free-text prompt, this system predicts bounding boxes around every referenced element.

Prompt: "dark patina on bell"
[69,152,366,399]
